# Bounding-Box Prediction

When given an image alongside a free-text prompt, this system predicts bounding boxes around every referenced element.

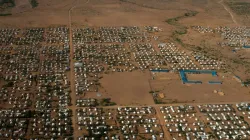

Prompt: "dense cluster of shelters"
[0,26,73,139]
[197,104,234,113]
[130,43,166,70]
[117,107,164,139]
[0,109,30,138]
[216,26,250,47]
[76,98,97,107]
[192,52,225,70]
[30,108,73,138]
[158,43,199,71]
[192,26,250,47]
[76,108,119,140]
[237,102,250,119]
[76,107,164,140]
[144,26,162,33]
[199,104,250,139]
[160,104,250,140]
[191,26,214,33]
[160,105,213,139]
[73,26,150,44]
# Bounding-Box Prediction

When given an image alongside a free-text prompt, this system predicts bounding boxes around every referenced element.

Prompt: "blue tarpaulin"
[243,45,250,48]
[208,81,222,84]
[151,69,169,72]
[179,70,220,84]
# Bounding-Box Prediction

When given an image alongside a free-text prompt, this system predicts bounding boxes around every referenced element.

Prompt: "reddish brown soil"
[151,72,250,103]
[100,71,154,105]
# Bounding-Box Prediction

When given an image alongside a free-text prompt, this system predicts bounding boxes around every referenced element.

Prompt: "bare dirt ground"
[99,71,154,105]
[186,73,221,83]
[0,0,241,27]
[151,72,250,103]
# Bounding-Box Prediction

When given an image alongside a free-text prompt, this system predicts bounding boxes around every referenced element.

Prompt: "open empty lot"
[186,73,221,82]
[100,71,154,105]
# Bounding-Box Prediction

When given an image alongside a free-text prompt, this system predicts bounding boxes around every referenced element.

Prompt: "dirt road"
[101,100,250,109]
[155,106,172,140]
[68,0,90,138]
[218,0,239,25]
[68,0,78,138]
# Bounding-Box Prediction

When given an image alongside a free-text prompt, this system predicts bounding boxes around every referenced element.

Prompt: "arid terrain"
[0,0,250,139]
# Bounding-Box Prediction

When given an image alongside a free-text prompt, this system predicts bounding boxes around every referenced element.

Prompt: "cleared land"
[186,73,221,82]
[100,71,154,105]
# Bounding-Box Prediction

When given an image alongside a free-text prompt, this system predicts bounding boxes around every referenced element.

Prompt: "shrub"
[0,0,15,7]
[30,0,38,8]
[0,13,12,16]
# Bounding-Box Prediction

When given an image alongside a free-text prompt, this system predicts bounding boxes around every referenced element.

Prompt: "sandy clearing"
[100,71,154,105]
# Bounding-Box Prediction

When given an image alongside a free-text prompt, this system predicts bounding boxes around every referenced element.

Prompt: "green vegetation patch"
[0,0,15,16]
[243,79,250,85]
[98,98,117,106]
[0,13,12,16]
[30,0,38,8]
[154,98,165,104]
[166,10,198,26]
[175,26,188,35]
[0,0,15,7]
[2,81,14,87]
[166,17,179,25]
[227,1,250,15]
[166,10,198,43]
[184,10,198,17]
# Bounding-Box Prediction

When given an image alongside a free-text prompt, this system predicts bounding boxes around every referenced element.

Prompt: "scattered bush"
[0,13,12,16]
[149,91,154,94]
[2,81,14,87]
[99,98,117,106]
[184,11,198,17]
[30,0,38,8]
[0,0,15,7]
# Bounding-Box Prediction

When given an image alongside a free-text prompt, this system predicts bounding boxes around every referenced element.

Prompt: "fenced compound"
[179,70,221,84]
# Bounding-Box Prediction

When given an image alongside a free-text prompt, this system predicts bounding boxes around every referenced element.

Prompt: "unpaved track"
[101,100,250,109]
[218,0,239,25]
[68,0,89,138]
[155,106,172,140]
[68,0,78,138]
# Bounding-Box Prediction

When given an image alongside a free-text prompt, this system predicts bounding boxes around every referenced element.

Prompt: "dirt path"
[155,106,172,140]
[218,0,239,25]
[68,0,78,138]
[101,100,250,109]
[68,0,90,138]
